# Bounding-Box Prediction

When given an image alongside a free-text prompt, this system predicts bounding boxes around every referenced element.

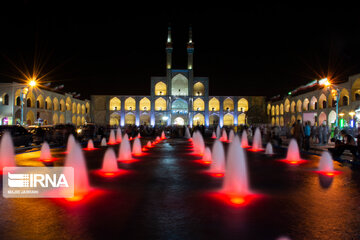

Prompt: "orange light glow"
[314,170,341,177]
[118,159,139,164]
[248,148,264,152]
[208,192,261,207]
[279,159,307,165]
[39,157,58,163]
[92,170,128,178]
[194,160,211,165]
[83,147,98,151]
[208,172,225,178]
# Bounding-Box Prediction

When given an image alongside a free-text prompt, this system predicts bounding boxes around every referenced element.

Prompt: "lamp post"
[20,79,37,126]
[320,78,341,128]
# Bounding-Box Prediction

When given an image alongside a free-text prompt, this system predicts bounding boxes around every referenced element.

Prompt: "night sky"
[1,3,360,99]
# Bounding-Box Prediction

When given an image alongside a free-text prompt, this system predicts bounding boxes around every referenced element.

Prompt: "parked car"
[27,125,54,145]
[53,124,76,145]
[0,125,33,147]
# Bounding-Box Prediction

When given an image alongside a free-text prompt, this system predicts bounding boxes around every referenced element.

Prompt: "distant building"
[91,26,265,127]
[267,73,360,128]
[0,82,90,126]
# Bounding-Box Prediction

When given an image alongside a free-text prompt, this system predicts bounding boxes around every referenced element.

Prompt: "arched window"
[193,98,205,111]
[154,82,167,96]
[109,97,121,111]
[26,98,31,107]
[3,94,9,105]
[193,82,205,96]
[209,98,220,111]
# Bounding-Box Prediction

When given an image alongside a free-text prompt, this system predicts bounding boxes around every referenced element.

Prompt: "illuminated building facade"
[0,82,91,126]
[267,73,360,128]
[91,26,265,127]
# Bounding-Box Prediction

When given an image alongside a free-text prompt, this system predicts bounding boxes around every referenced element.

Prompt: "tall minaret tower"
[187,25,194,70]
[166,25,173,70]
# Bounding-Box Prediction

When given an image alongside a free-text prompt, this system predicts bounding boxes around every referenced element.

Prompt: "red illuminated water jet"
[279,139,307,165]
[313,151,341,177]
[83,139,98,151]
[107,129,117,145]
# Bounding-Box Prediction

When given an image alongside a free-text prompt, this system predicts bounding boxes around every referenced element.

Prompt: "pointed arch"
[53,113,59,125]
[154,81,167,96]
[59,114,65,124]
[296,99,302,112]
[26,110,35,125]
[275,105,279,115]
[125,113,136,125]
[284,99,290,112]
[109,97,121,110]
[209,97,220,111]
[155,97,166,111]
[339,88,350,106]
[319,93,327,109]
[193,82,205,96]
[237,98,248,112]
[53,97,59,111]
[66,97,72,111]
[125,97,136,110]
[223,113,234,126]
[60,99,65,112]
[193,113,205,125]
[303,98,309,111]
[223,98,234,111]
[36,94,44,109]
[193,98,205,111]
[238,113,246,125]
[171,74,188,96]
[45,96,52,110]
[109,112,120,126]
[139,97,151,111]
[280,103,284,115]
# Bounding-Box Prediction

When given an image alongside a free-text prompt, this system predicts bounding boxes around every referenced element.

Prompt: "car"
[27,125,55,145]
[0,125,33,147]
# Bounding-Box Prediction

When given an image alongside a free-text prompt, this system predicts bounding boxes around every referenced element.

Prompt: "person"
[330,129,357,160]
[293,120,305,150]
[322,123,329,144]
[304,121,311,151]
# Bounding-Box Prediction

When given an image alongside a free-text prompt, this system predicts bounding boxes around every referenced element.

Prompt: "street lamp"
[20,79,37,125]
[320,78,341,128]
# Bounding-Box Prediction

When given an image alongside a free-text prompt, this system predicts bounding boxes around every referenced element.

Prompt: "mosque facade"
[91,27,266,127]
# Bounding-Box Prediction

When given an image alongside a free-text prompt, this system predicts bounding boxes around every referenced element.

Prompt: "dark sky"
[1,2,360,99]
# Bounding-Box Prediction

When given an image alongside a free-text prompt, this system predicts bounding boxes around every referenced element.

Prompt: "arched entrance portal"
[173,117,185,126]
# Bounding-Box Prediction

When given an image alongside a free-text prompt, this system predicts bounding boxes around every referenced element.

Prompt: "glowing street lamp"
[20,78,37,125]
[320,78,341,127]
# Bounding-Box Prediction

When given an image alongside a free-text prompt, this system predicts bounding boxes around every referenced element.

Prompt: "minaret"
[166,25,173,70]
[187,25,194,70]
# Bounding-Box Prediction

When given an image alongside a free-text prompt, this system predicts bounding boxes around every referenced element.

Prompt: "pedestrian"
[293,120,305,150]
[304,121,311,151]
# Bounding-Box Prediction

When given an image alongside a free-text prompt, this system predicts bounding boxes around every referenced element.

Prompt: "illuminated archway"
[351,78,360,101]
[81,105,85,115]
[319,111,327,125]
[36,95,44,109]
[284,99,290,112]
[72,102,76,113]
[171,99,188,112]
[223,113,234,126]
[125,113,136,125]
[77,103,81,114]
[173,117,185,125]
[238,113,246,125]
[237,98,248,112]
[81,117,85,125]
[77,116,81,126]
[276,105,279,115]
[280,104,284,115]
[109,112,120,126]
[59,114,65,124]
[271,117,275,125]
[276,117,279,126]
[154,81,167,96]
[193,98,205,111]
[319,93,327,109]
[60,99,65,112]
[86,102,90,114]
[223,98,234,111]
[303,98,309,111]
[291,101,296,113]
[155,97,166,111]
[26,91,35,108]
[26,110,35,125]
[310,96,317,110]
[125,97,136,110]
[339,88,350,106]
[66,97,71,111]
[271,106,275,116]
[53,113,59,125]
[280,116,284,126]
[110,97,121,110]
[193,113,205,125]
[291,115,296,125]
[140,113,150,125]
[209,114,219,126]
[53,97,59,111]
[328,110,336,127]
[45,97,52,110]
[267,103,271,115]
[296,99,302,112]
[139,97,151,111]
[171,74,188,96]
[193,82,205,96]
[209,97,220,111]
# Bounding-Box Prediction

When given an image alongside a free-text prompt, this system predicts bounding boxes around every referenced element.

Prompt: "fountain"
[220,129,228,142]
[228,129,235,142]
[108,129,117,145]
[265,142,274,155]
[84,139,96,151]
[0,132,16,172]
[132,138,142,156]
[39,142,56,162]
[155,136,161,143]
[250,128,263,151]
[161,131,166,140]
[137,133,141,138]
[216,125,221,139]
[316,151,340,176]
[64,143,90,198]
[118,134,132,161]
[184,127,191,139]
[66,134,76,153]
[208,140,225,177]
[221,136,252,205]
[281,139,306,165]
[193,131,205,156]
[147,141,152,148]
[211,131,216,139]
[241,130,249,148]
[101,137,107,147]
[116,127,122,143]
[92,148,125,177]
[200,147,212,164]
